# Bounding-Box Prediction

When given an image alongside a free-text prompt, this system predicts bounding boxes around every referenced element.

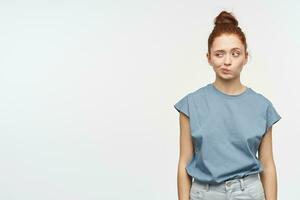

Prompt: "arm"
[177,112,194,200]
[258,126,278,200]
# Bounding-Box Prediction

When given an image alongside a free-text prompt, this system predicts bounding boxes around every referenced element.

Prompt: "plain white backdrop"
[0,0,299,199]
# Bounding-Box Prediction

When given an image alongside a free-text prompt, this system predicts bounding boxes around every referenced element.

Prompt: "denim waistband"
[192,173,260,192]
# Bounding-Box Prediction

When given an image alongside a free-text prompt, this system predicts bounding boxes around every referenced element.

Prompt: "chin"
[218,73,234,80]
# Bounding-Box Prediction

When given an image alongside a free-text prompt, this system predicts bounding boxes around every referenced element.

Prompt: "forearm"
[260,164,278,200]
[177,162,192,200]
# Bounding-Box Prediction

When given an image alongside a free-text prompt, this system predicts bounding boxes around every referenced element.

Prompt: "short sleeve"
[174,94,190,118]
[266,101,282,131]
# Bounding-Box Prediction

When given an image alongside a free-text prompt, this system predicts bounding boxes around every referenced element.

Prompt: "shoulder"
[189,84,209,99]
[175,84,208,101]
[254,91,268,103]
[249,87,272,105]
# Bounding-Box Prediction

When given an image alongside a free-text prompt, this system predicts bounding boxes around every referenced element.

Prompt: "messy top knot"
[208,11,247,56]
[214,11,238,27]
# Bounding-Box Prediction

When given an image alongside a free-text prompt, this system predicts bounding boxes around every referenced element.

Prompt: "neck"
[213,78,246,95]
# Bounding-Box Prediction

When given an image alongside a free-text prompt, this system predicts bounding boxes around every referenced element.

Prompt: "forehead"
[211,34,244,51]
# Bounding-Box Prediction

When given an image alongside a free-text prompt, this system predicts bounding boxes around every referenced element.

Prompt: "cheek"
[210,59,223,67]
[235,59,246,68]
[231,60,245,73]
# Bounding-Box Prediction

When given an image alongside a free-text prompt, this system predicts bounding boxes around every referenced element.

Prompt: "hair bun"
[214,11,238,27]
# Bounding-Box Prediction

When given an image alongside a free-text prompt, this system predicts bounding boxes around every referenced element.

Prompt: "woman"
[174,11,281,200]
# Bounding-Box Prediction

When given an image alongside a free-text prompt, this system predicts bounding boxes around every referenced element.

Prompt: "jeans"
[190,173,265,200]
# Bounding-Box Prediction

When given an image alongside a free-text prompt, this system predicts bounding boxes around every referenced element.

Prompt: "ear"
[243,52,248,65]
[206,53,211,66]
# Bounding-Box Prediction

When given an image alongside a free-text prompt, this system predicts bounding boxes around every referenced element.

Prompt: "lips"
[221,68,231,73]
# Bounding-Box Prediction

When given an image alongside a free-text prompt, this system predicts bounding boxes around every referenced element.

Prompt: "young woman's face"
[207,34,248,80]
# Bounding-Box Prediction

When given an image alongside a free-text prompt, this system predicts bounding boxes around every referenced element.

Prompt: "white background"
[0,0,298,199]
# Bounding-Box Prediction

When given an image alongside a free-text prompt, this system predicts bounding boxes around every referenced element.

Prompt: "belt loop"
[206,183,210,191]
[239,178,245,191]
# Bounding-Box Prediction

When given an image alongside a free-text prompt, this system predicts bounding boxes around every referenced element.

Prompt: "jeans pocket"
[189,182,205,200]
[246,179,265,200]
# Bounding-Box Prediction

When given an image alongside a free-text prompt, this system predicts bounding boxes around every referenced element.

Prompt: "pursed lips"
[220,68,231,73]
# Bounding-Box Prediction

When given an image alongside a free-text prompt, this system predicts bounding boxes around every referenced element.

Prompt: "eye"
[215,53,223,57]
[232,52,240,57]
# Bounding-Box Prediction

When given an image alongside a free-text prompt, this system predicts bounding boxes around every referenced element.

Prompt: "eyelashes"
[215,52,241,57]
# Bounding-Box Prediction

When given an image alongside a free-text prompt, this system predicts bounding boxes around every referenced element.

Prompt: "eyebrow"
[213,48,242,53]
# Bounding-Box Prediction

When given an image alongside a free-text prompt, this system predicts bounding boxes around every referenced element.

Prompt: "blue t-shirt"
[174,83,282,184]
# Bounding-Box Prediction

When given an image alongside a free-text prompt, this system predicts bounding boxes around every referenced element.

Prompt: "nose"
[224,54,232,65]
